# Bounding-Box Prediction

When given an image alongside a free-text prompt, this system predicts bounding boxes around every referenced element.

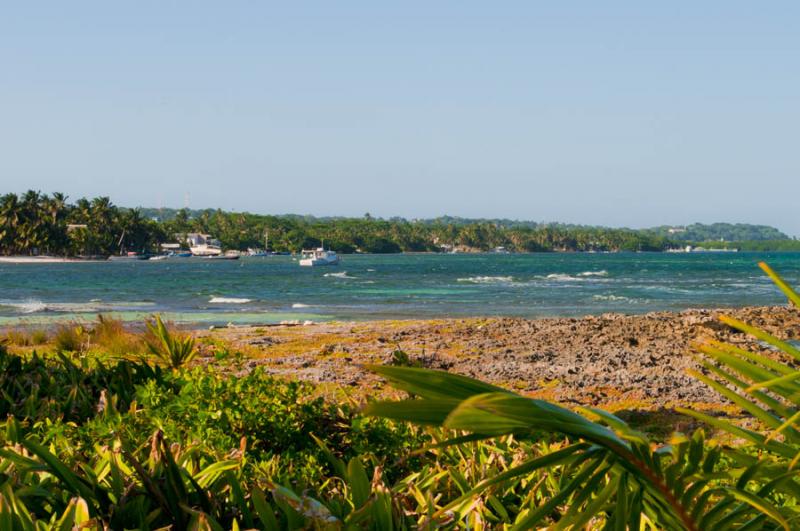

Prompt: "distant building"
[179,233,221,247]
[667,227,686,234]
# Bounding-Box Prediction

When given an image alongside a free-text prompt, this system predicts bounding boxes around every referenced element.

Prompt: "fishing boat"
[299,246,339,266]
[204,250,240,260]
[190,243,223,256]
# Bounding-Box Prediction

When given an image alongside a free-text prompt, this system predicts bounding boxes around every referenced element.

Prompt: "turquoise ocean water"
[1,252,799,326]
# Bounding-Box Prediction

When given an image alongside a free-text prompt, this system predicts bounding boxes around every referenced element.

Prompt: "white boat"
[299,247,340,266]
[190,244,223,256]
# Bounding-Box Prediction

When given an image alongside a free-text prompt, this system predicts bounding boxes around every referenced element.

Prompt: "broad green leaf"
[760,261,800,308]
[366,365,508,401]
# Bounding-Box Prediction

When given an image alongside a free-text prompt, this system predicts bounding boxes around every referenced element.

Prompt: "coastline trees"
[0,190,797,256]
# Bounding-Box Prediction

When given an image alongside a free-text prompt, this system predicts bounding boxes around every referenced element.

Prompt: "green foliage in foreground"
[365,262,800,529]
[1,262,800,529]
[145,314,198,369]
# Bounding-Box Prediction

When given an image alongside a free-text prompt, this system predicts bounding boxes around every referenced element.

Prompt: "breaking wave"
[324,271,356,279]
[578,270,608,277]
[209,297,252,304]
[592,294,638,303]
[0,299,48,314]
[457,276,514,284]
[543,271,610,282]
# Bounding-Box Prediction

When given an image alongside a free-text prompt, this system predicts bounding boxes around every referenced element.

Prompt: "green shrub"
[145,314,198,369]
[3,327,47,346]
[92,314,143,357]
[29,328,48,345]
[53,323,86,353]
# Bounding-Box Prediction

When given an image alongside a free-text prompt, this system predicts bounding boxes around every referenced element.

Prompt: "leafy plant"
[365,364,793,529]
[53,323,88,353]
[361,261,800,528]
[389,347,421,368]
[145,314,198,369]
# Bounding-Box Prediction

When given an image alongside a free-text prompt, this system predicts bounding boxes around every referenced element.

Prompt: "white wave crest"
[1,299,48,314]
[578,270,608,277]
[544,271,609,282]
[324,271,356,279]
[545,273,579,281]
[593,294,637,302]
[0,299,128,314]
[457,276,514,284]
[209,297,252,304]
[291,303,311,308]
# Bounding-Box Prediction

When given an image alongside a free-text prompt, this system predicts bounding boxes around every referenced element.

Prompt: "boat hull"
[299,257,340,266]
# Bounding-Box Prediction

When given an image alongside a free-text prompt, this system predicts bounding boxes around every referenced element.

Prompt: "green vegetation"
[0,191,165,256]
[2,190,797,256]
[145,314,199,369]
[0,263,798,527]
[647,222,790,242]
[691,239,800,252]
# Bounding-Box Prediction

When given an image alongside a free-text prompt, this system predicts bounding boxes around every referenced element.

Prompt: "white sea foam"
[592,294,636,302]
[545,273,580,282]
[367,268,376,272]
[457,276,514,284]
[0,299,133,314]
[1,299,48,313]
[578,270,608,277]
[292,303,311,308]
[324,271,356,279]
[209,297,252,304]
[544,271,609,282]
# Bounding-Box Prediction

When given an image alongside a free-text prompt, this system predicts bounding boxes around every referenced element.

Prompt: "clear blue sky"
[1,2,798,234]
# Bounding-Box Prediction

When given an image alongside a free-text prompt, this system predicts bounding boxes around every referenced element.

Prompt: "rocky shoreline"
[200,305,800,410]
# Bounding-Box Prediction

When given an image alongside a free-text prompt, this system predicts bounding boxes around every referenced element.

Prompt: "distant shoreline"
[4,249,800,264]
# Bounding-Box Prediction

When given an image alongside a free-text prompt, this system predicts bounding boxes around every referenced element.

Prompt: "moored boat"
[299,247,339,266]
[190,244,223,256]
[203,250,241,260]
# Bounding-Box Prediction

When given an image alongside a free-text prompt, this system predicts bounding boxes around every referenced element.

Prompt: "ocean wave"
[209,297,252,304]
[0,299,153,314]
[543,272,610,282]
[578,270,608,277]
[592,294,638,303]
[0,299,48,314]
[291,303,311,308]
[544,273,581,282]
[324,271,356,279]
[457,276,514,284]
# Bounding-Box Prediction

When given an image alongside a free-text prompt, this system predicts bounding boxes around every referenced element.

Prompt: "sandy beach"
[198,305,800,411]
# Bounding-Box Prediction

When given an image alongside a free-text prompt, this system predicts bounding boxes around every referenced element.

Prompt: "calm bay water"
[1,252,799,326]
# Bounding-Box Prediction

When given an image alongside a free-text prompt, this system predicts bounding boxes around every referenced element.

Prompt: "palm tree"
[0,193,21,255]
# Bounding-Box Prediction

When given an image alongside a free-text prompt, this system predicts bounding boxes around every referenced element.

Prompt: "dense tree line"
[0,191,165,256]
[646,222,789,241]
[0,191,795,256]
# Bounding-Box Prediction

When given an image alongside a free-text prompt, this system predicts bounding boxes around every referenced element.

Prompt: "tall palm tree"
[0,193,21,255]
